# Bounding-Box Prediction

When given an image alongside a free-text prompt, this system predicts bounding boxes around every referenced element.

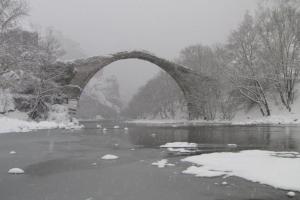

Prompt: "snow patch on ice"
[9,151,16,154]
[167,147,194,153]
[160,142,198,148]
[152,159,175,168]
[182,150,300,192]
[101,154,119,160]
[8,168,24,174]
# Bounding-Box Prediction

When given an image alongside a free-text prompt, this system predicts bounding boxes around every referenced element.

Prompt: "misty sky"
[26,0,259,103]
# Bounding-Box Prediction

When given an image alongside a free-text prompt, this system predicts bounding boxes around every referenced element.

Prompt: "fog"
[27,0,258,102]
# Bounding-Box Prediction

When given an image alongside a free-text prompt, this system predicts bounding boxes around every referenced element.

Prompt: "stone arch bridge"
[62,50,213,120]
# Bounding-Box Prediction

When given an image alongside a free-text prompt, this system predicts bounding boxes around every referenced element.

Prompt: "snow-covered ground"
[127,89,300,126]
[232,96,300,125]
[127,113,300,126]
[181,150,300,192]
[0,105,83,134]
[160,142,198,148]
[0,116,83,134]
[126,119,231,127]
[232,114,300,125]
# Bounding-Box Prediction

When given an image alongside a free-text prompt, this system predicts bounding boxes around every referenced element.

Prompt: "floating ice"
[101,154,119,160]
[227,144,237,148]
[152,159,175,168]
[8,168,24,174]
[161,142,198,148]
[9,151,16,154]
[222,181,228,185]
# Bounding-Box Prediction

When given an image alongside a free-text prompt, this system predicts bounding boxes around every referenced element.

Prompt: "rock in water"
[287,191,296,198]
[8,168,24,174]
[96,124,102,128]
[221,181,228,185]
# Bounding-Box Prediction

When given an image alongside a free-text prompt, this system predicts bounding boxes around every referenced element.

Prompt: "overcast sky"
[26,0,259,103]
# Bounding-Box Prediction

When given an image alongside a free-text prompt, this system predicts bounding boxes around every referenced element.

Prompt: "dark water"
[81,121,300,152]
[0,121,299,200]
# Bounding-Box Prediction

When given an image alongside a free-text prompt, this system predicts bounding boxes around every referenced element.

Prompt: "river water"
[0,121,299,200]
[82,120,300,152]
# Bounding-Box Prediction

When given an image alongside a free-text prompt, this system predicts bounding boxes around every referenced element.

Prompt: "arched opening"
[66,51,202,119]
[76,58,188,120]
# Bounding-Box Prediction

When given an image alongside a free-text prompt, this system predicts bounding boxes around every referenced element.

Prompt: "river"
[0,121,299,200]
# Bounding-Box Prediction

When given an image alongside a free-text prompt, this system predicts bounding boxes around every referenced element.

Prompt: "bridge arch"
[65,50,207,119]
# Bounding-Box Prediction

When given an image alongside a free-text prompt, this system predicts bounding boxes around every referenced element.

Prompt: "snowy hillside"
[232,84,300,125]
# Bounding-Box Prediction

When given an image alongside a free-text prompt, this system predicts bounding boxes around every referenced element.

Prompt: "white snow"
[233,114,300,125]
[152,159,175,168]
[227,144,238,148]
[287,191,296,198]
[221,181,228,185]
[9,151,16,154]
[181,150,300,192]
[167,147,194,153]
[127,115,300,126]
[0,114,83,134]
[127,119,230,126]
[101,154,119,160]
[96,124,102,128]
[113,125,120,129]
[160,142,198,148]
[8,168,24,174]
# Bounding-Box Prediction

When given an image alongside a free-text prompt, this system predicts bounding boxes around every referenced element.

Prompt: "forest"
[123,0,300,120]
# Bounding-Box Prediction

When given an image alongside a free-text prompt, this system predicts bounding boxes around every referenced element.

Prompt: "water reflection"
[80,121,300,152]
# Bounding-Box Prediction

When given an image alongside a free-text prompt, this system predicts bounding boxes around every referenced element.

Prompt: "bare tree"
[0,0,28,34]
[28,29,68,120]
[257,2,300,111]
[0,0,28,75]
[226,13,271,116]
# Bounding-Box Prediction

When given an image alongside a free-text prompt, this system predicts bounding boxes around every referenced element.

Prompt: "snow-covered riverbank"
[126,119,231,127]
[0,105,83,134]
[0,116,83,134]
[127,113,300,126]
[182,150,300,192]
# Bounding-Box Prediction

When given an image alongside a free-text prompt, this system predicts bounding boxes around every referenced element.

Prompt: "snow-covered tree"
[226,13,272,116]
[257,2,300,111]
